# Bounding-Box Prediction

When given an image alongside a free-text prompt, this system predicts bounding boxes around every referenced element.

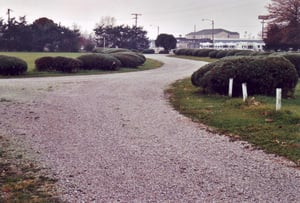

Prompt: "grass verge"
[168,55,218,63]
[0,135,63,202]
[167,78,300,164]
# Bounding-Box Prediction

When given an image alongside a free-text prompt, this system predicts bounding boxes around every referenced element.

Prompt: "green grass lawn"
[167,78,300,164]
[0,52,163,77]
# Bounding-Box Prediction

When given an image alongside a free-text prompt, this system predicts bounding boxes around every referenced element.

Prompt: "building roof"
[186,28,239,36]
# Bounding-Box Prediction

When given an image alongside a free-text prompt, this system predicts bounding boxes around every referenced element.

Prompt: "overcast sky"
[1,0,271,39]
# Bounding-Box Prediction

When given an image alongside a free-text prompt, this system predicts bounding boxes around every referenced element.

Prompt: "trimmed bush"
[142,49,155,54]
[282,53,300,77]
[52,57,82,73]
[194,49,213,57]
[0,55,27,76]
[35,56,55,71]
[159,50,170,54]
[35,56,81,73]
[77,54,121,70]
[191,56,298,98]
[111,52,145,68]
[215,50,229,58]
[208,50,219,58]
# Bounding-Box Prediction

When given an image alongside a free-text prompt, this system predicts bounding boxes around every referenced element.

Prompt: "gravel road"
[0,55,299,202]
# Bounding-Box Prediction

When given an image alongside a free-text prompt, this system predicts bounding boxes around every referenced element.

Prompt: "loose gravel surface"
[0,55,300,202]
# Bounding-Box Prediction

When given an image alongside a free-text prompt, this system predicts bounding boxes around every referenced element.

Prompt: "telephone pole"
[7,8,13,24]
[131,13,142,27]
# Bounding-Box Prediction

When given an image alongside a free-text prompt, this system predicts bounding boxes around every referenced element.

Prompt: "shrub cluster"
[35,56,82,73]
[77,54,121,70]
[0,55,28,76]
[191,56,298,98]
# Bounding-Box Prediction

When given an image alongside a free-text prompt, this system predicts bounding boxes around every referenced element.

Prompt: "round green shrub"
[111,52,145,68]
[0,55,27,76]
[282,53,300,77]
[142,49,155,54]
[35,56,55,71]
[52,57,82,73]
[159,50,170,54]
[191,56,298,98]
[215,50,229,58]
[77,54,121,70]
[208,50,219,58]
[194,49,213,57]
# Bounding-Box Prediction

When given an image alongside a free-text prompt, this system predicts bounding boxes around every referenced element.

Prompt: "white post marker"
[242,83,247,102]
[228,78,233,97]
[276,88,282,111]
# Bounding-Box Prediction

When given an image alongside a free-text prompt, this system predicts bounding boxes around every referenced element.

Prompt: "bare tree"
[267,0,300,25]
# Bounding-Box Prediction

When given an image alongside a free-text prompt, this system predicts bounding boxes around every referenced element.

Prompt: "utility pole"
[131,13,142,27]
[7,8,13,24]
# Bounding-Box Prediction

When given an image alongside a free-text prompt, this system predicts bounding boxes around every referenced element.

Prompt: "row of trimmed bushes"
[173,48,272,58]
[174,48,300,77]
[35,51,146,73]
[0,55,28,76]
[191,55,298,98]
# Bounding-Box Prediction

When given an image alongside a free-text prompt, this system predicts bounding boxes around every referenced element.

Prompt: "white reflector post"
[276,88,282,111]
[228,78,233,97]
[242,83,247,102]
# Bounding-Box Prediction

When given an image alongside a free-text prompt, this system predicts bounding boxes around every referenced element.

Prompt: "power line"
[131,13,142,27]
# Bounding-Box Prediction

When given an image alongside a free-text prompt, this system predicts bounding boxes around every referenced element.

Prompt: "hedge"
[0,55,28,76]
[142,49,155,54]
[281,53,300,77]
[191,56,298,98]
[111,52,146,68]
[52,57,82,73]
[77,54,121,70]
[35,56,82,73]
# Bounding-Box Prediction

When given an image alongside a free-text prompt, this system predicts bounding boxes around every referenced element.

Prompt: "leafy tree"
[155,34,177,51]
[94,25,149,50]
[0,16,81,52]
[264,0,300,50]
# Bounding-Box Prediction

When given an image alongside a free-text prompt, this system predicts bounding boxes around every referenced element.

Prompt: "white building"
[177,28,265,51]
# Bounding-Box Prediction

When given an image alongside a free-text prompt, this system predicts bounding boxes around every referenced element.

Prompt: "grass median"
[167,78,300,164]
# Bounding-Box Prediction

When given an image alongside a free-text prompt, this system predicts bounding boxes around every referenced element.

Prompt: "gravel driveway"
[0,55,299,202]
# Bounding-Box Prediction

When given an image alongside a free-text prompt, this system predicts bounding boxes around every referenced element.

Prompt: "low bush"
[142,49,155,54]
[194,49,213,57]
[281,53,300,77]
[35,56,81,73]
[174,49,187,55]
[215,50,229,58]
[159,50,170,54]
[77,54,121,70]
[52,57,82,73]
[208,50,219,58]
[191,56,298,98]
[35,56,55,71]
[112,52,146,68]
[0,55,27,76]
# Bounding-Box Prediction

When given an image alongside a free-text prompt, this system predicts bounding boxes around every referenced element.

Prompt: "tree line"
[0,16,150,52]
